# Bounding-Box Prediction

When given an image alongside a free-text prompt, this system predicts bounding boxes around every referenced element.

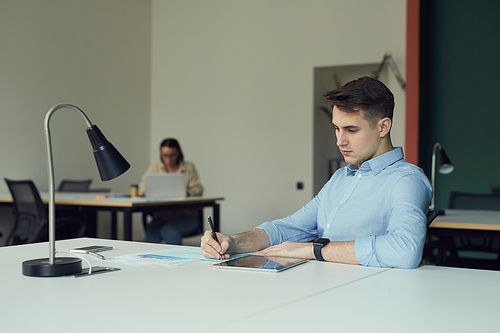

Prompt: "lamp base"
[22,257,82,277]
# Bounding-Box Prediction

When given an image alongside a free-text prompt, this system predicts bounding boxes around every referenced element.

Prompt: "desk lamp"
[22,103,130,277]
[430,142,454,212]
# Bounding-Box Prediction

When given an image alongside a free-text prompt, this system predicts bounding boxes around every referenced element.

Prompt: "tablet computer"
[213,255,308,272]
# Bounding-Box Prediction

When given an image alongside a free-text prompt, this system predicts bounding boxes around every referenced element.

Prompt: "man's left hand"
[255,241,314,259]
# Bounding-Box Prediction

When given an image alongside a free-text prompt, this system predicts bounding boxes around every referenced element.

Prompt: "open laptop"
[145,173,186,198]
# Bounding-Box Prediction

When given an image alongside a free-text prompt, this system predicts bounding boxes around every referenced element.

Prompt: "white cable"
[55,250,92,275]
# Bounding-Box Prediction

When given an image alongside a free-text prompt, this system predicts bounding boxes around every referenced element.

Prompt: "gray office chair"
[4,178,86,245]
[445,192,500,270]
[57,179,92,192]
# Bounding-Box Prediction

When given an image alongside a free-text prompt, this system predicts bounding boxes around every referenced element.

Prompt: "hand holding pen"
[208,216,223,260]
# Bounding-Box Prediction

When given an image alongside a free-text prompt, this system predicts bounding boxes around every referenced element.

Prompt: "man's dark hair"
[159,138,184,164]
[323,76,394,127]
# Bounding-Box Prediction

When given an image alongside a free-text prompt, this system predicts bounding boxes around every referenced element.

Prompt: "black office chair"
[57,179,92,192]
[422,209,448,266]
[445,192,500,269]
[3,178,86,246]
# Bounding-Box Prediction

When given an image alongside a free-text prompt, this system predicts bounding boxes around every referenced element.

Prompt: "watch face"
[314,238,330,246]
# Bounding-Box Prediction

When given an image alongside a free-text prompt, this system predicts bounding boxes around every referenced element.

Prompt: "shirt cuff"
[255,222,279,246]
[354,236,375,266]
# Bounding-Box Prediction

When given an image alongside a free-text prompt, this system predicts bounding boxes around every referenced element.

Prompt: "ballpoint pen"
[208,216,222,260]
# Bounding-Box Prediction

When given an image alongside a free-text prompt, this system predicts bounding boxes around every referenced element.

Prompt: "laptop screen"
[145,173,186,198]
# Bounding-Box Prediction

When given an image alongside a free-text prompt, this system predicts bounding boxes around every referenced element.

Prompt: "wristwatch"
[313,238,330,261]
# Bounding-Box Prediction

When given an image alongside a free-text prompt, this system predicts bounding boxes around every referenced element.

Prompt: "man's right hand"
[200,230,232,260]
[201,228,271,259]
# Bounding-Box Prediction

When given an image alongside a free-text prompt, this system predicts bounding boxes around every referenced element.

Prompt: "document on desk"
[106,252,194,267]
[146,247,251,262]
[107,247,250,267]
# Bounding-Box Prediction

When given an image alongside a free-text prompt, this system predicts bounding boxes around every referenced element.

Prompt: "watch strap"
[313,238,329,261]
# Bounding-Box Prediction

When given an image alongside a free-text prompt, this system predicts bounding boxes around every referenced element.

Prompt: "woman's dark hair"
[159,138,184,164]
[323,76,394,127]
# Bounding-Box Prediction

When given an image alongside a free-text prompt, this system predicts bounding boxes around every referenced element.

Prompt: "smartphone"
[70,245,113,254]
[75,266,120,277]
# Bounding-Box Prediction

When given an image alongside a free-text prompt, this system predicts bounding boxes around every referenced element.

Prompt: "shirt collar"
[346,147,404,176]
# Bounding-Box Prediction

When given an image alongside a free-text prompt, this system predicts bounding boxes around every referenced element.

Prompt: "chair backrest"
[426,209,440,227]
[4,178,48,245]
[448,192,500,211]
[57,179,92,192]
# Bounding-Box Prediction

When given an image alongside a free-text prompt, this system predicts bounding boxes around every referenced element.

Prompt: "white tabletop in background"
[434,209,500,224]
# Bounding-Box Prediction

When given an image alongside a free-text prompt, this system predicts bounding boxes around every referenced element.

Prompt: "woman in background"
[139,138,203,244]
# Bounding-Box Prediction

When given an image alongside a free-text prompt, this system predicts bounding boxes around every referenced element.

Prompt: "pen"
[208,216,222,260]
[89,251,106,260]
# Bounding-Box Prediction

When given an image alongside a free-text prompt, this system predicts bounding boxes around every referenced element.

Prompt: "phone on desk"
[70,245,113,254]
[75,266,120,277]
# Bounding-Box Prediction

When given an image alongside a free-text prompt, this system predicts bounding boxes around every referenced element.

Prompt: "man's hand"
[200,229,271,259]
[200,230,232,260]
[256,241,314,259]
[256,240,360,265]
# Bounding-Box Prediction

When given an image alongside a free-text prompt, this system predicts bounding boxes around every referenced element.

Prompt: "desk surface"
[0,191,224,207]
[1,192,224,240]
[1,238,499,333]
[430,209,500,231]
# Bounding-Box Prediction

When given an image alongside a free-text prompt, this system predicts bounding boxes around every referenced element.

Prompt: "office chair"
[57,179,92,192]
[422,209,447,266]
[446,192,500,270]
[4,178,86,246]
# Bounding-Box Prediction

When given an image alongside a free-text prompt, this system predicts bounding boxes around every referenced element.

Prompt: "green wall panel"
[419,0,500,209]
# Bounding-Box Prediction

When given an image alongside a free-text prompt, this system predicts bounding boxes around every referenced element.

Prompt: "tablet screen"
[213,255,308,272]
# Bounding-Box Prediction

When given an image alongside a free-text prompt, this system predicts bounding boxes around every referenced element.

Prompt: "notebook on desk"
[145,173,186,198]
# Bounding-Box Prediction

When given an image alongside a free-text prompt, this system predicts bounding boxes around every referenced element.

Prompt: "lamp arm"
[374,53,406,90]
[44,103,94,264]
[430,142,442,210]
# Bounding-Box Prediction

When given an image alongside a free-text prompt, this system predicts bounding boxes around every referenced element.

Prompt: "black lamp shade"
[438,149,454,174]
[86,125,130,181]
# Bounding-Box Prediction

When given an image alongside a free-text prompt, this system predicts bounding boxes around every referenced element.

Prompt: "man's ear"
[379,118,392,138]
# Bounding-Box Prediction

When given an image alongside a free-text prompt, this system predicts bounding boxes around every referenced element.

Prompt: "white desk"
[429,209,500,243]
[228,266,500,333]
[1,238,499,333]
[430,209,500,231]
[0,192,224,240]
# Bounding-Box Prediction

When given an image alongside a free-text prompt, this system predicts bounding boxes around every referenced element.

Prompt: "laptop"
[145,173,186,198]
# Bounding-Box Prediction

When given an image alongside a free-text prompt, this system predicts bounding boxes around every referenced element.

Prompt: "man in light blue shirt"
[201,77,433,269]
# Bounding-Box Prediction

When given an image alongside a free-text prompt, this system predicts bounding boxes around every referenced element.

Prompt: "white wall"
[0,0,407,241]
[151,0,407,235]
[0,0,152,240]
[0,0,151,194]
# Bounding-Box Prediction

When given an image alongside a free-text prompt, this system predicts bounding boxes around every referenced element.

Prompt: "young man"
[201,77,433,268]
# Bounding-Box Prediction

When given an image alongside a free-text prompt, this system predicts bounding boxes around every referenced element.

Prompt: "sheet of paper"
[106,253,195,267]
[146,247,252,262]
[107,247,251,267]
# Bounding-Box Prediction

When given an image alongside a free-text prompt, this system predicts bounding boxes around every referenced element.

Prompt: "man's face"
[332,106,386,168]
[161,146,180,169]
